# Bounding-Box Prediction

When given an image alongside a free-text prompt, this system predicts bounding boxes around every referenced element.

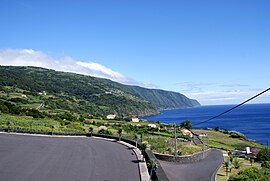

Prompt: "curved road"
[158,149,223,181]
[0,133,140,181]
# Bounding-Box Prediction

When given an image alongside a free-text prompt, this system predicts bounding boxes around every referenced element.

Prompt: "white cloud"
[0,48,152,87]
[176,81,270,105]
[185,89,270,105]
[76,61,129,82]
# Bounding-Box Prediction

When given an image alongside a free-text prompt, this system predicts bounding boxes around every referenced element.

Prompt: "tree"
[78,115,85,122]
[0,104,9,113]
[118,128,122,141]
[250,158,254,166]
[7,121,13,133]
[214,126,220,131]
[180,120,192,130]
[224,160,233,176]
[89,127,93,137]
[232,158,242,169]
[147,159,159,181]
[51,125,56,135]
[140,141,149,162]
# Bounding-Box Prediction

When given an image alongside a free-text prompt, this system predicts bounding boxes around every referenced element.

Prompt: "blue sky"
[0,0,269,105]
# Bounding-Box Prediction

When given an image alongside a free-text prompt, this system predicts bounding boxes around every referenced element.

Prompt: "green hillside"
[0,66,200,116]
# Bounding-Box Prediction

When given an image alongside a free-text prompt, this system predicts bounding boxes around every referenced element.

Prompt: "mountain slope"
[0,66,200,116]
[128,86,200,110]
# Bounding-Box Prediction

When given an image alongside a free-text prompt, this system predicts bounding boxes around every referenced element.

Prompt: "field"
[193,129,264,151]
[0,114,86,133]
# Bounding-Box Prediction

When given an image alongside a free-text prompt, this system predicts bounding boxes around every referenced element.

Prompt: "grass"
[216,156,261,181]
[0,114,86,133]
[193,129,264,151]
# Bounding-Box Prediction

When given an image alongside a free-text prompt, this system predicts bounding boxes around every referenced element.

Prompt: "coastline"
[141,104,270,145]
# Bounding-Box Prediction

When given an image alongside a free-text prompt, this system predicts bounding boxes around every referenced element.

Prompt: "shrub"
[229,167,270,181]
[214,126,219,131]
[233,158,242,169]
[229,167,260,180]
[98,129,112,135]
[256,148,270,162]
[261,161,270,169]
[229,131,245,139]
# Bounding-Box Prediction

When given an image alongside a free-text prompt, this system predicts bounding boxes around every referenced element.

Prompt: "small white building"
[21,94,27,98]
[38,91,47,96]
[246,147,251,154]
[135,124,142,127]
[148,124,157,128]
[131,117,140,122]
[106,114,116,119]
[198,132,208,137]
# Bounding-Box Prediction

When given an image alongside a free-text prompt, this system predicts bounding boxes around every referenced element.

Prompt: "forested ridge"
[0,66,200,116]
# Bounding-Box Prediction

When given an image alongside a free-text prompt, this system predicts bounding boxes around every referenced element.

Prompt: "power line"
[194,87,270,126]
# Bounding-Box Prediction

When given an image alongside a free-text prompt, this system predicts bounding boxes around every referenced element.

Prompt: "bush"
[229,131,245,139]
[229,167,260,181]
[214,126,220,131]
[98,129,112,135]
[261,161,270,169]
[256,148,270,162]
[229,167,270,181]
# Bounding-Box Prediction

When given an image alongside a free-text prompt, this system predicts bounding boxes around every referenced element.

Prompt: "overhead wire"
[193,87,270,126]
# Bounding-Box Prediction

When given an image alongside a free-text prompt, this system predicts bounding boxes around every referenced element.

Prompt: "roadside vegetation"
[0,112,202,155]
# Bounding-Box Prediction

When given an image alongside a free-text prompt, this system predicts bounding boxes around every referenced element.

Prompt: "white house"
[148,124,157,128]
[180,128,193,137]
[106,114,116,119]
[131,117,140,122]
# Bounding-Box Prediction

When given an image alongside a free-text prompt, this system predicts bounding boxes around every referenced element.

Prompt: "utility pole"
[174,123,177,159]
[202,136,205,159]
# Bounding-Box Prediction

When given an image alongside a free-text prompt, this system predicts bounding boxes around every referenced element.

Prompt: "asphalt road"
[0,133,140,181]
[159,149,223,181]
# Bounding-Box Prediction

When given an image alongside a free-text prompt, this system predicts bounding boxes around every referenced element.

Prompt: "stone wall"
[154,149,213,163]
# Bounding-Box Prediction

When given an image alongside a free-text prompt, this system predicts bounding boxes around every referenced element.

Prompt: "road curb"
[118,141,150,181]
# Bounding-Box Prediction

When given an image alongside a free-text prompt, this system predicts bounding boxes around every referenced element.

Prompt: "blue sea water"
[142,104,270,145]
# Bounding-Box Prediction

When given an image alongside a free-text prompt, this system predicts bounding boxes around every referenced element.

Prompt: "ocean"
[142,104,270,145]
